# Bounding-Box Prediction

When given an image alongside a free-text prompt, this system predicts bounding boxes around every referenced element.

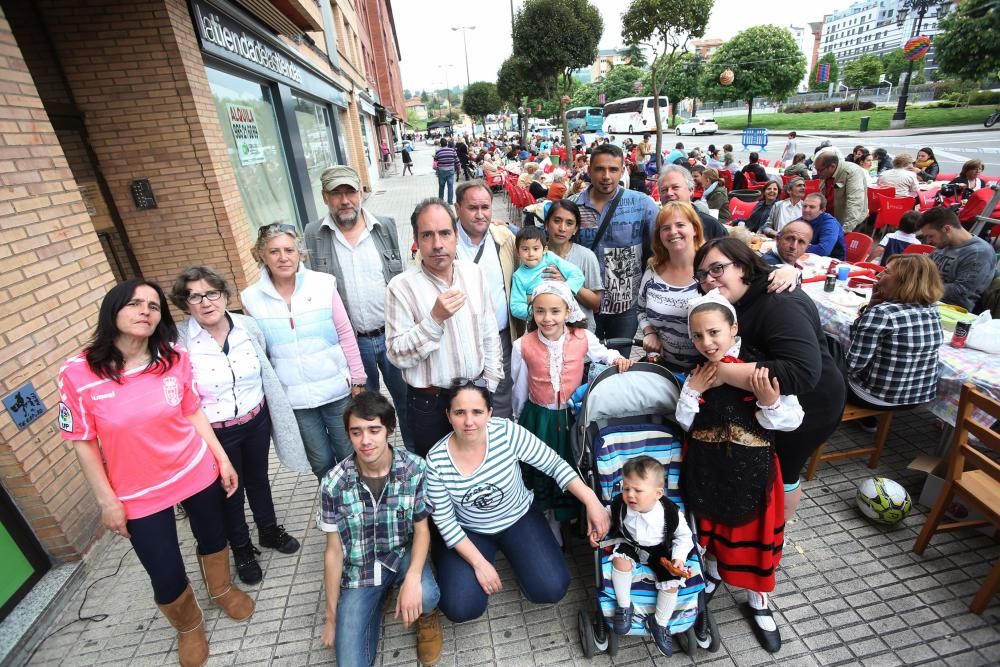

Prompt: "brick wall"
[0,7,115,559]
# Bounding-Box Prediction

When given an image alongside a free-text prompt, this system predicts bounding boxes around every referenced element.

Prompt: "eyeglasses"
[186,290,224,305]
[694,262,734,283]
[451,377,488,389]
[257,222,297,238]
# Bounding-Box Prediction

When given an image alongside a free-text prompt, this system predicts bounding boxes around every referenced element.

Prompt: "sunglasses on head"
[257,222,297,238]
[451,377,489,389]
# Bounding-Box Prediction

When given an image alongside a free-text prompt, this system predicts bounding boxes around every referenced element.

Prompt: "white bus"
[601,97,671,135]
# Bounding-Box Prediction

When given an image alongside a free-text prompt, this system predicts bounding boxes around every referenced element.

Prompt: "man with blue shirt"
[571,143,659,356]
[802,192,846,259]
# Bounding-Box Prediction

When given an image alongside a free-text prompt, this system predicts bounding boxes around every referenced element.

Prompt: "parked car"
[674,117,718,136]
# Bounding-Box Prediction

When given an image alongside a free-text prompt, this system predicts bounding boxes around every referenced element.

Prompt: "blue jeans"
[294,396,352,479]
[437,169,455,203]
[432,507,570,623]
[357,333,413,452]
[335,553,440,667]
[406,389,452,458]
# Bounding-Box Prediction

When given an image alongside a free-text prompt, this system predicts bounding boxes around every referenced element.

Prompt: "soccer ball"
[856,477,912,525]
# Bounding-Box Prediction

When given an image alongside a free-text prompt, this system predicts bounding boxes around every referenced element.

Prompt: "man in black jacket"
[657,165,729,239]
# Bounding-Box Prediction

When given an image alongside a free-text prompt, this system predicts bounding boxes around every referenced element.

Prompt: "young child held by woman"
[512,281,632,539]
[675,290,803,654]
[603,456,693,657]
[509,226,584,322]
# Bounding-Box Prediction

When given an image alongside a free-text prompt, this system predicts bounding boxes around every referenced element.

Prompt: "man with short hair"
[814,149,869,232]
[570,143,659,356]
[802,193,846,260]
[636,133,653,164]
[665,142,685,165]
[385,199,503,455]
[305,165,413,451]
[763,220,812,268]
[454,181,519,418]
[740,152,768,185]
[918,207,996,311]
[319,392,442,667]
[657,165,728,240]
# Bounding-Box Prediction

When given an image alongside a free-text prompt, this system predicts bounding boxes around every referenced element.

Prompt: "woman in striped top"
[426,380,610,623]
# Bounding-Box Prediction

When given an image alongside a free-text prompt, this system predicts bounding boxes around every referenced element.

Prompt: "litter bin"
[859,116,871,132]
[730,189,762,203]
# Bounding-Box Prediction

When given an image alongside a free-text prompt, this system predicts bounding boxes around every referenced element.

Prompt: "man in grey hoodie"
[918,207,996,312]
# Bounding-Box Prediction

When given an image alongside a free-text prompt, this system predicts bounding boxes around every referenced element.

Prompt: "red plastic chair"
[485,172,504,188]
[935,172,958,182]
[903,243,936,255]
[867,186,895,215]
[917,188,940,211]
[721,171,734,191]
[875,195,917,230]
[759,158,771,167]
[855,261,885,274]
[781,174,796,185]
[844,232,874,264]
[804,179,822,195]
[729,197,757,221]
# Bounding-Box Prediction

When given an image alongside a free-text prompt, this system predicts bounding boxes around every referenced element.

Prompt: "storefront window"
[207,67,298,233]
[293,95,337,219]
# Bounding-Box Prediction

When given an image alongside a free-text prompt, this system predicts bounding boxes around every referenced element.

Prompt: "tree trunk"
[652,67,663,172]
[853,89,861,112]
[691,96,698,118]
[746,97,754,127]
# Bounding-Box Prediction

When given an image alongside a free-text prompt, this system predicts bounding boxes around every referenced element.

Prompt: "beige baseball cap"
[320,165,361,192]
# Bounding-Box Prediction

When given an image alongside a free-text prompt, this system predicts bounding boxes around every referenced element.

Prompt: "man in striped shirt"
[385,199,503,456]
[433,139,460,205]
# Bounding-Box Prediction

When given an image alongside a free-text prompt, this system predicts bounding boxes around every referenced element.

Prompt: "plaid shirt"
[845,302,944,405]
[317,447,432,588]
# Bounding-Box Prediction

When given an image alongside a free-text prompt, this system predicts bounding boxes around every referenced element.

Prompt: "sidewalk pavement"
[17,146,1000,667]
[715,124,990,140]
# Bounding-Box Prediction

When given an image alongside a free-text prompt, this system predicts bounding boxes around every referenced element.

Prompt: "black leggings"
[127,480,227,604]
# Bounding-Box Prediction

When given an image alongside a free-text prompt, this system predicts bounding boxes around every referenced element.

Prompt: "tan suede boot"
[156,584,209,667]
[416,610,443,666]
[197,546,255,621]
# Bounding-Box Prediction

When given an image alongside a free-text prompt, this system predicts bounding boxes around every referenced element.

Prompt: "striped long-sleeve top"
[426,418,579,548]
[434,146,460,171]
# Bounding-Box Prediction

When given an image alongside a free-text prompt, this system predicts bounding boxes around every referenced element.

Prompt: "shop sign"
[227,104,265,166]
[193,0,303,85]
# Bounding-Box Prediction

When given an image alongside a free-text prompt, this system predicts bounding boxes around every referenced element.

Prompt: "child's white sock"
[654,589,678,626]
[704,554,720,593]
[611,565,632,607]
[747,590,776,631]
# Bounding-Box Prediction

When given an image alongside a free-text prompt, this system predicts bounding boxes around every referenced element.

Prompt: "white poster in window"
[227,104,265,166]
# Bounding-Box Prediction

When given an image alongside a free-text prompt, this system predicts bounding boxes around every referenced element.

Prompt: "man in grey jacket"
[815,149,869,232]
[305,165,413,451]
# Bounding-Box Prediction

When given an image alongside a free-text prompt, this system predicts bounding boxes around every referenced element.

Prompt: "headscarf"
[529,280,586,324]
[687,289,738,336]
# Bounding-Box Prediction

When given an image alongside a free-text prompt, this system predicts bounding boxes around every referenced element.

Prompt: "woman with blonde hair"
[845,253,944,411]
[876,153,920,197]
[517,161,540,188]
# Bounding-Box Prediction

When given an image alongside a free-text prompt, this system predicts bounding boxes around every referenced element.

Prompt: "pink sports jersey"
[58,348,220,519]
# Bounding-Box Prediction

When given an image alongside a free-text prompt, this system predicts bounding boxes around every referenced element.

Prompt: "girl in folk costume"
[674,290,803,654]
[512,281,633,540]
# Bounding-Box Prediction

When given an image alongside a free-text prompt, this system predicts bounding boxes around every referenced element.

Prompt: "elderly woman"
[760,177,806,238]
[426,380,610,623]
[877,153,920,197]
[782,154,810,179]
[547,168,568,200]
[517,161,540,188]
[241,223,366,480]
[172,266,304,585]
[59,279,253,666]
[744,180,781,232]
[529,168,550,200]
[696,167,731,222]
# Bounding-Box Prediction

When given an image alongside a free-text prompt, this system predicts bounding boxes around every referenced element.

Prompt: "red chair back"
[935,172,958,182]
[744,172,757,187]
[729,197,757,221]
[759,158,770,167]
[917,188,940,211]
[854,261,885,274]
[903,243,936,255]
[875,195,916,229]
[485,172,504,187]
[804,179,821,195]
[781,174,796,185]
[867,187,895,215]
[844,232,874,264]
[721,171,734,191]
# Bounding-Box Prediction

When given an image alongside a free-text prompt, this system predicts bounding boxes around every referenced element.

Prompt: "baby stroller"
[573,361,720,658]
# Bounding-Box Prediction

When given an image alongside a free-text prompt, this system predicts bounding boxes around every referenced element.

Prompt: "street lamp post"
[451,26,476,90]
[890,0,948,129]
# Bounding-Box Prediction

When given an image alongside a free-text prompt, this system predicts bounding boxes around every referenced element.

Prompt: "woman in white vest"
[241,223,366,480]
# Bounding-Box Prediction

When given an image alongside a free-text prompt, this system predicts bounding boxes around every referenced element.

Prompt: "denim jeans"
[128,481,228,604]
[437,169,455,204]
[294,396,352,479]
[335,553,440,667]
[406,389,453,458]
[595,306,639,358]
[357,333,413,452]
[432,507,570,623]
[491,328,513,419]
[214,407,277,547]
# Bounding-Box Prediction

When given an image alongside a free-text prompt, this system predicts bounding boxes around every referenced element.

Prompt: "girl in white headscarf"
[511,281,633,540]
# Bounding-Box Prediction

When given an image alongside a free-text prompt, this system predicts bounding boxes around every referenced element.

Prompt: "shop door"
[359,114,380,191]
[0,487,50,621]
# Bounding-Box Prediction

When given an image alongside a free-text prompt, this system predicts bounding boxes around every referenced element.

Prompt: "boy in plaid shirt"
[318,392,441,667]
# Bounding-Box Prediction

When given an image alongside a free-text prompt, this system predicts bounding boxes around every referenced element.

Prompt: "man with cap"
[304,165,414,451]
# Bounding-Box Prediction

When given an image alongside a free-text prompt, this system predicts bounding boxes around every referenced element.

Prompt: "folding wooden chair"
[913,383,1000,614]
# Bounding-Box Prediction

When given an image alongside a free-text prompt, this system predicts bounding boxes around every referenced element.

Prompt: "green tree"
[512,0,603,146]
[701,25,806,127]
[420,90,430,103]
[809,52,839,92]
[497,55,542,136]
[403,88,413,100]
[570,82,599,108]
[463,82,503,134]
[881,48,925,86]
[935,0,1000,83]
[661,53,703,125]
[619,44,649,68]
[843,54,882,110]
[596,65,650,101]
[622,0,713,169]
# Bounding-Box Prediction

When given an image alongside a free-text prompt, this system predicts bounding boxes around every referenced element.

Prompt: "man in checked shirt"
[318,392,442,667]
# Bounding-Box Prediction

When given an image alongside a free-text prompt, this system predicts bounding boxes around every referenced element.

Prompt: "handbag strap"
[589,188,624,252]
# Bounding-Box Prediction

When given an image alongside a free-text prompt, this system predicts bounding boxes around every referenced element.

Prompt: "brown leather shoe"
[416,609,443,666]
[197,546,255,621]
[156,584,209,667]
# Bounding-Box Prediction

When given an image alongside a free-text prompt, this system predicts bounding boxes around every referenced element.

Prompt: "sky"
[394,0,847,93]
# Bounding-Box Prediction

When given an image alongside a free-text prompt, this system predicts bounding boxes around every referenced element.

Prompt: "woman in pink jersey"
[58,279,255,667]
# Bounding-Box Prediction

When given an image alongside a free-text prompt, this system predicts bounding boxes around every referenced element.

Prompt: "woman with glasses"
[426,378,610,623]
[172,266,305,585]
[241,223,367,480]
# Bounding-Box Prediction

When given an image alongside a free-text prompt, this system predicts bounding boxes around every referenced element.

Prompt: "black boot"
[231,542,262,585]
[259,523,300,554]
